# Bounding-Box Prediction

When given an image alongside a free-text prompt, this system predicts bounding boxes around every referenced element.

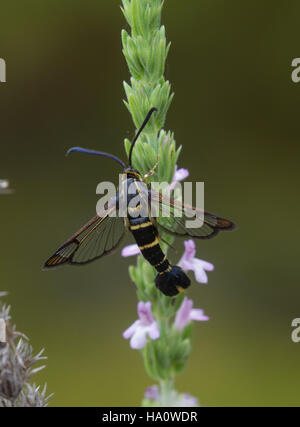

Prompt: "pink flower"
[174,297,209,331]
[144,385,159,401]
[169,165,189,191]
[144,385,199,406]
[178,239,214,283]
[123,301,160,349]
[176,393,198,407]
[121,243,140,257]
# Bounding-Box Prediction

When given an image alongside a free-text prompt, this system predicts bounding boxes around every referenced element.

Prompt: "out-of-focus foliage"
[0,293,51,406]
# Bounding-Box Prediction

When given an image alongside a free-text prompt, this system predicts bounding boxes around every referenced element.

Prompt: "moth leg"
[143,157,160,182]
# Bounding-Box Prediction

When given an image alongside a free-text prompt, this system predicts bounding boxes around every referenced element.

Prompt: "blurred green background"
[0,0,300,407]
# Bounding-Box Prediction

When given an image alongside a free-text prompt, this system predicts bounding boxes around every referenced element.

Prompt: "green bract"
[122,0,180,181]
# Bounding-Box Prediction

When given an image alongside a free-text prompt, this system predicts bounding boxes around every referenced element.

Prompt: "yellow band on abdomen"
[130,221,152,231]
[138,237,159,250]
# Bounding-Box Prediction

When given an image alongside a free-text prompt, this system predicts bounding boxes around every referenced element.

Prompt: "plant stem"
[121,0,194,407]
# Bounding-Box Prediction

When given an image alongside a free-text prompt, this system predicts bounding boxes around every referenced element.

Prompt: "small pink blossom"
[121,243,140,257]
[174,297,209,331]
[123,301,160,349]
[169,165,189,191]
[143,385,198,406]
[144,385,159,401]
[176,393,198,407]
[178,239,214,283]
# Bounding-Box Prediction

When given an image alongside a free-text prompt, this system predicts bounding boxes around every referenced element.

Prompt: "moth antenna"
[129,108,157,167]
[66,147,126,169]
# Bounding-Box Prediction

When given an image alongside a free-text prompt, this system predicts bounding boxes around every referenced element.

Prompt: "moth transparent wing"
[149,189,235,239]
[43,197,126,268]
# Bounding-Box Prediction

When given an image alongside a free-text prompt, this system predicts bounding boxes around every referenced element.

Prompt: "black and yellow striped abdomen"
[129,217,171,274]
[126,176,191,297]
